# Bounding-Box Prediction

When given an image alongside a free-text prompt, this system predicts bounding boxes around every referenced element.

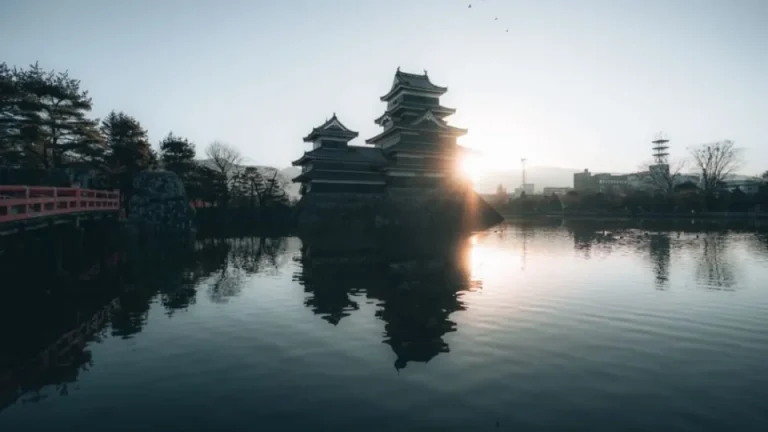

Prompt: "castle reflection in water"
[3,219,766,414]
[295,231,482,370]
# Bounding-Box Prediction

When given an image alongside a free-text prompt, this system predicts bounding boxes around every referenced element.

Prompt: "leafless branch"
[205,140,242,182]
[688,140,742,192]
[639,159,686,193]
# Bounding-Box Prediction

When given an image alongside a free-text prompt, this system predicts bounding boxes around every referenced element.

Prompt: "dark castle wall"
[295,185,503,236]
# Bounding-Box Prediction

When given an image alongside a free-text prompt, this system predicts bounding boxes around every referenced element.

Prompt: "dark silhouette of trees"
[0,63,101,169]
[100,111,153,173]
[159,132,195,178]
[205,141,242,184]
[186,165,228,206]
[231,166,261,208]
[99,111,153,209]
[0,63,24,165]
[696,233,737,290]
[498,185,768,215]
[689,140,742,194]
[2,61,293,230]
[204,141,242,205]
[641,159,685,194]
[231,167,288,208]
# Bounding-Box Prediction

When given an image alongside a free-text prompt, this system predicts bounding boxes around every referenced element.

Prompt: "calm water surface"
[2,221,768,431]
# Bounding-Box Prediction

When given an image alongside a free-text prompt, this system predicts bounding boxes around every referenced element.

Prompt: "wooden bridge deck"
[0,186,120,236]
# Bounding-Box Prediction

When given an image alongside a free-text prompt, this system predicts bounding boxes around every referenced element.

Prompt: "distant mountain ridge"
[474,166,582,193]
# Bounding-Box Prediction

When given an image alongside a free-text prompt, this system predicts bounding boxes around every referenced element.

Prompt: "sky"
[1,0,766,175]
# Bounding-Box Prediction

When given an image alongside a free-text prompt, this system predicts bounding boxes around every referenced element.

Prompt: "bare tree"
[639,159,686,193]
[256,169,289,207]
[205,140,242,183]
[689,140,742,193]
[231,166,288,208]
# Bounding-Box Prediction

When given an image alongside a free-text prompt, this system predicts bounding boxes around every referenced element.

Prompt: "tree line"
[496,140,768,215]
[0,62,288,211]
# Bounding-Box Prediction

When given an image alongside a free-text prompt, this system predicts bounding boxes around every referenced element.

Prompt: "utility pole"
[521,158,527,191]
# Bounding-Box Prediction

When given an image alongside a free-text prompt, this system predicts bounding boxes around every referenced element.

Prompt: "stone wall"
[295,186,503,236]
[128,171,195,233]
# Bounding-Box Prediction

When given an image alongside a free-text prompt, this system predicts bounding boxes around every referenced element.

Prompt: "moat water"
[2,220,768,431]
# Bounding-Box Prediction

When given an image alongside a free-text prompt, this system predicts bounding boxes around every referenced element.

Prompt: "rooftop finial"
[333,112,336,118]
[397,66,400,72]
[424,69,428,76]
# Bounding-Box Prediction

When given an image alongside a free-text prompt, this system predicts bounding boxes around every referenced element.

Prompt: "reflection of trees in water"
[1,298,116,413]
[296,234,477,370]
[568,222,598,258]
[647,233,671,289]
[229,237,287,276]
[206,237,288,304]
[110,239,230,335]
[2,236,291,413]
[749,231,768,256]
[696,233,737,290]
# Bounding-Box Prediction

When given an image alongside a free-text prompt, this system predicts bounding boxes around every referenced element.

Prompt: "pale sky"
[2,0,766,175]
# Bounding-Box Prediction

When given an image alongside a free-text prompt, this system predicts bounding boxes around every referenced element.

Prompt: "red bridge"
[0,186,120,235]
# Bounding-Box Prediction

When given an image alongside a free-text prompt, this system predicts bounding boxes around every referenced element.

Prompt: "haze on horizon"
[2,0,766,177]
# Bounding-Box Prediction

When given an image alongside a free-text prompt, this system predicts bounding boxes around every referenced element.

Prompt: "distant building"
[573,169,596,192]
[494,184,509,203]
[593,173,630,193]
[513,183,534,197]
[648,163,669,177]
[542,187,572,196]
[675,174,700,187]
[724,179,762,194]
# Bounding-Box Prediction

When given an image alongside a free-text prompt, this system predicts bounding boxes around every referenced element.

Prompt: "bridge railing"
[0,186,120,223]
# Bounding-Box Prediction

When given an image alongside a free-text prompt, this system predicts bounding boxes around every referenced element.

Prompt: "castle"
[292,69,502,233]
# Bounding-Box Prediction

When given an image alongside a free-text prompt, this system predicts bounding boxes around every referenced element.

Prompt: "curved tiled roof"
[380,69,448,101]
[303,114,359,142]
[292,146,388,166]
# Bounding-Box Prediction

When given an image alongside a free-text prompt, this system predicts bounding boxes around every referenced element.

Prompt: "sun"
[459,154,485,182]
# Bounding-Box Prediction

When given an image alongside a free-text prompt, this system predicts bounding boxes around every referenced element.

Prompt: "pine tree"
[0,62,33,167]
[159,132,196,176]
[100,111,153,209]
[186,165,227,205]
[231,167,288,208]
[11,63,102,168]
[101,111,152,172]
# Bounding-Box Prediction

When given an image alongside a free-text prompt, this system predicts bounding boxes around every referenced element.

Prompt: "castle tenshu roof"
[292,146,388,166]
[292,170,385,184]
[380,69,448,101]
[366,110,468,144]
[374,104,456,126]
[303,114,359,142]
